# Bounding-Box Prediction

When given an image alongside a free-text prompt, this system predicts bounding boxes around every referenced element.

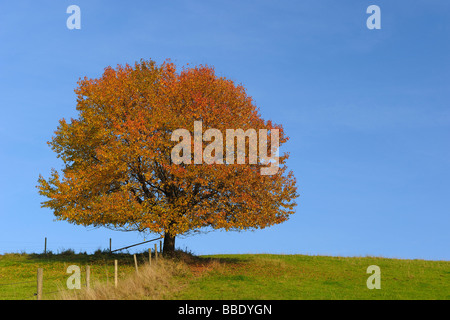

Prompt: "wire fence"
[0,275,66,300]
[0,236,163,255]
[0,238,163,300]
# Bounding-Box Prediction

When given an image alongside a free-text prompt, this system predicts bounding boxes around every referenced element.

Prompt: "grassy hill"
[0,251,448,300]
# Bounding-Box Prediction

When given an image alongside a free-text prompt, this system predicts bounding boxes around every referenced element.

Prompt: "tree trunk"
[163,232,176,256]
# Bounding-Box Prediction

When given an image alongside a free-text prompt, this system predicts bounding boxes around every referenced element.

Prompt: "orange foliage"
[37,59,298,238]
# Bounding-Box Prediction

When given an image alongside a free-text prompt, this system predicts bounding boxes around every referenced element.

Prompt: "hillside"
[0,251,448,300]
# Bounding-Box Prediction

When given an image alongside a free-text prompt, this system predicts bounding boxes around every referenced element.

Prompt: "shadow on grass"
[4,248,248,268]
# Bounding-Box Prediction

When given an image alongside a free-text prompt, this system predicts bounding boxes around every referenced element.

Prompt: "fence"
[0,236,164,256]
[0,238,164,300]
[0,271,67,300]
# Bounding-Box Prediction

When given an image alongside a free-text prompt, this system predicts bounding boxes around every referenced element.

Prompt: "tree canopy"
[37,59,299,253]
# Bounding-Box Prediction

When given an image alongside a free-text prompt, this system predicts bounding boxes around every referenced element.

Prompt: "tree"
[37,59,299,255]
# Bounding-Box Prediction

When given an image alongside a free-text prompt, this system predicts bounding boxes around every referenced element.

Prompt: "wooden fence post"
[86,266,90,289]
[149,248,152,266]
[154,244,158,264]
[44,237,47,254]
[109,238,112,253]
[36,268,43,300]
[134,254,139,273]
[114,260,118,288]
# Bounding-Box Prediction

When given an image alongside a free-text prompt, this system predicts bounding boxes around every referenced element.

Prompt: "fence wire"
[0,274,69,300]
[1,258,143,300]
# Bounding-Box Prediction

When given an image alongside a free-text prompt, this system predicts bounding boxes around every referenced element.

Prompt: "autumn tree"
[37,59,299,255]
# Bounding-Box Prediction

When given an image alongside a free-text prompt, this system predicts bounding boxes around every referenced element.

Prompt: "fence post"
[134,254,139,273]
[148,248,152,266]
[114,260,118,288]
[154,244,158,264]
[86,266,90,290]
[109,238,112,253]
[44,237,47,254]
[160,240,162,253]
[36,268,43,300]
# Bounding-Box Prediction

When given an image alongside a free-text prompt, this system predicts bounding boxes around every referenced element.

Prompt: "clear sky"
[0,1,449,260]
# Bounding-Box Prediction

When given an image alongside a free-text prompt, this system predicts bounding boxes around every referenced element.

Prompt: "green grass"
[0,251,448,300]
[171,254,450,300]
[0,250,142,300]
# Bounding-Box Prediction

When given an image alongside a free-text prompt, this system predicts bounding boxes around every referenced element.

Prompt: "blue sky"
[0,1,449,260]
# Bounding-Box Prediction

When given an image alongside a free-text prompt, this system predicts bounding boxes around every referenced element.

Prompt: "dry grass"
[54,258,190,300]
